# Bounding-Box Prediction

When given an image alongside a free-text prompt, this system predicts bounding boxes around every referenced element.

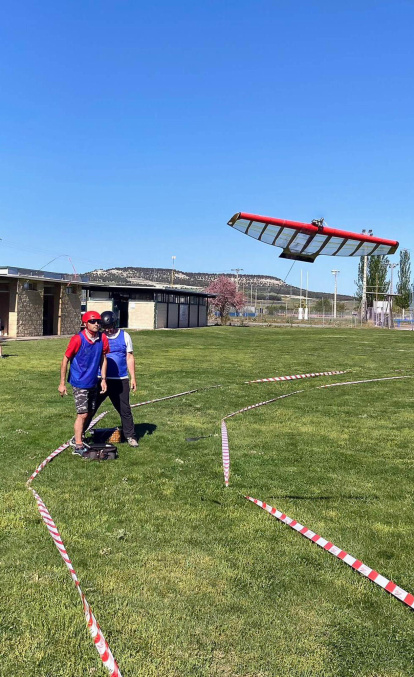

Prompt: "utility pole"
[388,262,398,329]
[231,268,243,291]
[331,269,340,319]
[361,229,373,322]
[305,271,309,320]
[362,254,367,321]
[171,255,176,287]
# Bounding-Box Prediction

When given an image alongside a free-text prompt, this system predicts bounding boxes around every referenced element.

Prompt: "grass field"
[1,326,414,677]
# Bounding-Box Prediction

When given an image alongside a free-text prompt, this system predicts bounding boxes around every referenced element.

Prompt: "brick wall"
[16,281,44,337]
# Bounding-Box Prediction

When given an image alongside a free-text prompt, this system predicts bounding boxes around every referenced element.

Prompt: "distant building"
[0,266,212,337]
[84,283,211,330]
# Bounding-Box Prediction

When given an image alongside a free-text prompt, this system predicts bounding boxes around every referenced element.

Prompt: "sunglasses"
[87,319,101,325]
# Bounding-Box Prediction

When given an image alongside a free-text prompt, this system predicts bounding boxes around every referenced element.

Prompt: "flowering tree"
[206,276,246,324]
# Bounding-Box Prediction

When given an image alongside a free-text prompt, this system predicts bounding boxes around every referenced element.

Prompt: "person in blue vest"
[59,310,109,456]
[93,310,138,447]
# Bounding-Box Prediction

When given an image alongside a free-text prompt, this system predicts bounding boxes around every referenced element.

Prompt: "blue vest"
[104,330,128,379]
[68,332,104,389]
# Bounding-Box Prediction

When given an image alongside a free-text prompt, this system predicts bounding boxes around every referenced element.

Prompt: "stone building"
[0,267,213,337]
[0,267,85,338]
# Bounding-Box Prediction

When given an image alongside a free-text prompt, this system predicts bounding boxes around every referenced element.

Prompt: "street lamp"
[331,270,340,318]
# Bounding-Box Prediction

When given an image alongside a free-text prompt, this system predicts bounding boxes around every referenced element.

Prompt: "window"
[23,281,37,291]
[128,291,154,301]
[90,290,112,300]
[156,292,168,303]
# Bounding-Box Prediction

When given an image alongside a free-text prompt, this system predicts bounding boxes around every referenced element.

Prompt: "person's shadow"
[134,423,157,441]
[93,423,157,443]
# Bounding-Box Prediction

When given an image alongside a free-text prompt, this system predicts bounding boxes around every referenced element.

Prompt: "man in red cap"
[59,311,110,456]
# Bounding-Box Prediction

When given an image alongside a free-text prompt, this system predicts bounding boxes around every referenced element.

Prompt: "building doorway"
[0,283,10,335]
[43,285,58,335]
[113,297,129,328]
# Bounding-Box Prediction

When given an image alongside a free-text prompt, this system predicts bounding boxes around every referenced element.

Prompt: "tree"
[205,276,246,324]
[355,255,389,308]
[313,298,332,313]
[396,249,411,311]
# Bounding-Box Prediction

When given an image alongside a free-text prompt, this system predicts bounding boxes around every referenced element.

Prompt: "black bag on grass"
[83,443,118,461]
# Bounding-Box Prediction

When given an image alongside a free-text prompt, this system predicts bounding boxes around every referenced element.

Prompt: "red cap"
[82,310,102,323]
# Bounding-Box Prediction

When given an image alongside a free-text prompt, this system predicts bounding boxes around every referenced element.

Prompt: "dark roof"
[0,266,88,283]
[87,282,214,297]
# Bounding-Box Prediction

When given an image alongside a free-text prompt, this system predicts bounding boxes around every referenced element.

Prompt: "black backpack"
[82,443,118,461]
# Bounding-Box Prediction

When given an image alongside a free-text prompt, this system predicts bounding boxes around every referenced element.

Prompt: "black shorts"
[72,386,98,414]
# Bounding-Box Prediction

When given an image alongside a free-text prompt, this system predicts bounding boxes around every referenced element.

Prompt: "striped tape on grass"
[246,496,414,610]
[246,370,347,384]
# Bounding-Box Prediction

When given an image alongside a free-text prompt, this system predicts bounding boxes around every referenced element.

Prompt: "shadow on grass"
[134,422,157,441]
[93,423,157,443]
[186,433,215,442]
[201,496,223,506]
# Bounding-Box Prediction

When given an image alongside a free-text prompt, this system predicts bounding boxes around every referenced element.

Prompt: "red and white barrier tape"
[131,389,198,408]
[26,408,123,675]
[246,370,347,384]
[26,385,221,673]
[220,391,304,487]
[246,496,414,610]
[221,420,230,487]
[220,374,412,487]
[29,488,122,675]
[318,375,412,389]
[27,370,412,670]
[27,411,109,485]
[223,390,305,421]
[131,384,222,409]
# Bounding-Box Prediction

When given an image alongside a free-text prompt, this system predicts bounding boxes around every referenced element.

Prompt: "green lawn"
[1,327,414,677]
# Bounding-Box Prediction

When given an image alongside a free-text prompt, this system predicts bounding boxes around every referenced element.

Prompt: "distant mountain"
[86,267,353,301]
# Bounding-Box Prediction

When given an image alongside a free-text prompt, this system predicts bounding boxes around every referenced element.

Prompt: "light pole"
[361,229,373,322]
[331,269,340,318]
[171,256,176,287]
[231,268,243,291]
[388,262,398,329]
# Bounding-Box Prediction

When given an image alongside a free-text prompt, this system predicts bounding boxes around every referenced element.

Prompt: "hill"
[86,266,354,301]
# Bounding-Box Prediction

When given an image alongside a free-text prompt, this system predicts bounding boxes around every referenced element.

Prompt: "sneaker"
[127,437,139,448]
[72,441,91,457]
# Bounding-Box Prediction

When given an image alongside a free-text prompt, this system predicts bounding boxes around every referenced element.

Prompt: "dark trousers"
[95,379,135,439]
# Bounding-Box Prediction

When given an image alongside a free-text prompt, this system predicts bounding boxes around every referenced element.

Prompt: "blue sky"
[0,1,413,295]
